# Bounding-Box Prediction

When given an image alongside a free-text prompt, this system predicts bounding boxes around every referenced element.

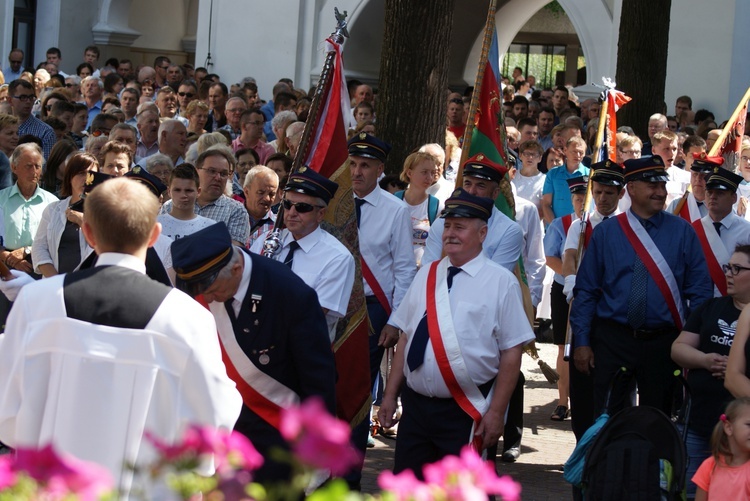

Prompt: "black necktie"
[355,198,366,228]
[407,267,462,371]
[713,222,722,236]
[603,216,609,220]
[283,241,300,268]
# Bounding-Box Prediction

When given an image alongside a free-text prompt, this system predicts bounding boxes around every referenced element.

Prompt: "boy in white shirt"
[157,164,216,240]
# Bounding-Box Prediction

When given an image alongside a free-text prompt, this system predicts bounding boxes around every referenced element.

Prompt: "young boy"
[157,164,216,240]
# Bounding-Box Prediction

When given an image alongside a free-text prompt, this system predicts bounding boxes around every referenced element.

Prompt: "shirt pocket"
[451,301,489,341]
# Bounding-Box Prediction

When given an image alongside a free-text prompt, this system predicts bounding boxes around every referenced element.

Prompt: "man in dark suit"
[172,222,336,484]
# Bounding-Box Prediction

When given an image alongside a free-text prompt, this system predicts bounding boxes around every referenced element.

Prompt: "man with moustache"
[135,106,161,161]
[569,156,712,417]
[243,166,279,249]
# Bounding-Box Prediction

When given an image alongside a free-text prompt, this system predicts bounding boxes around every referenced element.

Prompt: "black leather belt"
[632,327,677,340]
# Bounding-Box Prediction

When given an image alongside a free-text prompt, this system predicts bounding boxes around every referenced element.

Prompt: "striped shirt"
[18,115,56,160]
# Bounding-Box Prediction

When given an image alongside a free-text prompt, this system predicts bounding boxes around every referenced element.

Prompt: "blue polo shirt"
[543,163,589,217]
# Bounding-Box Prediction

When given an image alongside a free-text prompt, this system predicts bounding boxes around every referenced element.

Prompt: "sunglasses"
[282,199,323,213]
[178,92,195,98]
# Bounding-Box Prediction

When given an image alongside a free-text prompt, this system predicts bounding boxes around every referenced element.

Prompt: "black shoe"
[501,447,520,462]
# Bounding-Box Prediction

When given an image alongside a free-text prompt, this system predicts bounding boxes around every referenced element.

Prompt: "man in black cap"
[347,132,416,485]
[377,188,534,476]
[250,166,355,341]
[666,151,718,222]
[569,156,712,417]
[0,178,242,495]
[560,161,624,439]
[692,168,750,297]
[171,221,336,484]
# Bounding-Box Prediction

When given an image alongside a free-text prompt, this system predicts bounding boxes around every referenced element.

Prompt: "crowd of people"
[1,47,750,499]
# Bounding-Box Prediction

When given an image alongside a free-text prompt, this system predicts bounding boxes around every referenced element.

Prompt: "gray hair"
[136,103,159,120]
[271,110,297,131]
[10,143,44,167]
[65,75,81,85]
[82,76,103,90]
[157,119,183,145]
[286,121,305,139]
[109,122,137,139]
[244,165,278,188]
[146,153,174,173]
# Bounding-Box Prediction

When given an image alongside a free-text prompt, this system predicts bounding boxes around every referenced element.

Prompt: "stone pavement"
[361,341,576,500]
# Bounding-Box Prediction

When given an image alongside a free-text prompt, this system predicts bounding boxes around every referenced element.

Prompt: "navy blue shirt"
[570,210,712,347]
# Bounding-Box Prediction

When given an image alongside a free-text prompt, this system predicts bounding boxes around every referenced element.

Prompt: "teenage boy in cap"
[666,151,719,222]
[693,168,750,297]
[423,153,523,273]
[171,221,335,484]
[251,166,355,341]
[347,132,416,487]
[0,178,242,495]
[570,156,712,417]
[378,188,534,476]
[560,161,624,439]
[543,175,587,425]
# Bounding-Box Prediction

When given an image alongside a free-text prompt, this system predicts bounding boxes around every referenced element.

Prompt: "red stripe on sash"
[361,257,392,316]
[692,220,728,296]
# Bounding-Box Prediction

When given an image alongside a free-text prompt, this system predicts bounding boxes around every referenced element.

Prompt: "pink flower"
[214,430,264,472]
[280,397,361,475]
[0,457,16,490]
[422,446,521,501]
[14,444,113,501]
[378,469,433,501]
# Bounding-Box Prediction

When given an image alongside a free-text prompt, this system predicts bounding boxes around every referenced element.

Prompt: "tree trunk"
[614,0,671,139]
[376,0,455,175]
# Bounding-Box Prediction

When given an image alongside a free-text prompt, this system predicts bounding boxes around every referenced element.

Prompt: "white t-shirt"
[406,197,430,268]
[512,171,546,211]
[157,213,216,240]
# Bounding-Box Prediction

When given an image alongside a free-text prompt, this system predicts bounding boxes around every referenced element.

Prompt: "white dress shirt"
[564,209,621,252]
[515,197,546,307]
[391,253,535,398]
[423,206,524,273]
[356,186,417,319]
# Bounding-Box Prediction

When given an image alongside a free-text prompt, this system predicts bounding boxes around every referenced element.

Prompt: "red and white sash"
[207,299,299,430]
[692,218,729,297]
[617,211,685,329]
[361,257,392,316]
[425,260,493,451]
[678,193,702,223]
[562,214,573,236]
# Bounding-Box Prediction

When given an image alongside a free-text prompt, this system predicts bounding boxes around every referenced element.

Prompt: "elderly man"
[250,167,355,341]
[154,87,178,119]
[3,49,24,82]
[378,189,534,476]
[220,97,247,140]
[0,177,242,495]
[269,111,297,152]
[570,156,712,418]
[161,147,249,246]
[135,105,161,161]
[642,113,668,156]
[171,221,335,484]
[8,80,56,159]
[165,64,183,91]
[143,119,187,167]
[286,121,305,159]
[243,166,279,249]
[81,76,104,129]
[108,123,138,159]
[232,109,275,164]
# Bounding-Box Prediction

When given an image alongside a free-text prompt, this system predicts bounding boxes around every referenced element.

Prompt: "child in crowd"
[157,163,216,240]
[693,398,750,500]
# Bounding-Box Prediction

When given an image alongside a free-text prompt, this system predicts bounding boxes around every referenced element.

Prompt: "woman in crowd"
[394,151,441,267]
[103,73,124,100]
[40,139,77,197]
[232,147,259,202]
[99,141,132,177]
[76,63,93,79]
[39,91,68,120]
[184,100,209,136]
[32,152,98,277]
[145,154,174,200]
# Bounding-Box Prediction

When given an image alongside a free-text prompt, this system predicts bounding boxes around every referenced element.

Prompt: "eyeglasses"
[200,167,231,179]
[226,108,244,114]
[722,263,750,276]
[12,95,35,102]
[65,83,76,88]
[741,156,750,163]
[178,92,195,98]
[282,199,323,213]
[521,151,540,158]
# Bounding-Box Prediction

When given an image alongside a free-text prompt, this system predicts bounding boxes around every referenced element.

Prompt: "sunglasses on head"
[282,199,322,213]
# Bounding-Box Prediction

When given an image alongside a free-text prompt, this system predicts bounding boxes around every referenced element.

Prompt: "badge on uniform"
[251,294,262,313]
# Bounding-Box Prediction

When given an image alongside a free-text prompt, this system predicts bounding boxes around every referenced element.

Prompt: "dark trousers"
[569,341,596,441]
[395,386,495,477]
[592,319,678,416]
[346,300,387,488]
[502,371,525,452]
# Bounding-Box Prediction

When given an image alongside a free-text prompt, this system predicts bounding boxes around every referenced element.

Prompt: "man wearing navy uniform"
[172,222,336,484]
[570,156,713,416]
[378,189,534,476]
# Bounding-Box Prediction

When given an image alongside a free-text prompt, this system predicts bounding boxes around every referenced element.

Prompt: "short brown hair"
[100,141,133,166]
[196,145,236,172]
[0,113,20,131]
[84,177,159,253]
[62,153,99,198]
[169,163,200,188]
[518,140,543,156]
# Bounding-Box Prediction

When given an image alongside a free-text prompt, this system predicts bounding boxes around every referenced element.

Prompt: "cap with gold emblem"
[691,151,725,173]
[462,153,508,184]
[171,222,234,297]
[347,133,391,163]
[623,156,669,183]
[284,166,339,204]
[705,168,743,192]
[440,188,494,221]
[590,159,625,187]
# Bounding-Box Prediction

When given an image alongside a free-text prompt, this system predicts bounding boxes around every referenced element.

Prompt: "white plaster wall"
[0,0,15,69]
[195,0,304,100]
[665,0,750,123]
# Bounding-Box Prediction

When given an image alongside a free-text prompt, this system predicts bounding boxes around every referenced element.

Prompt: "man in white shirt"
[0,178,241,495]
[251,166,354,341]
[378,188,534,476]
[347,132,416,487]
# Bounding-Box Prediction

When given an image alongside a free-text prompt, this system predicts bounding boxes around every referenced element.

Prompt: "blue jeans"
[678,425,711,500]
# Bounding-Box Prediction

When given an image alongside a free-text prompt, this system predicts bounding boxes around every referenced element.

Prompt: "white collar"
[232,248,252,306]
[447,252,486,277]
[283,226,322,253]
[96,252,147,274]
